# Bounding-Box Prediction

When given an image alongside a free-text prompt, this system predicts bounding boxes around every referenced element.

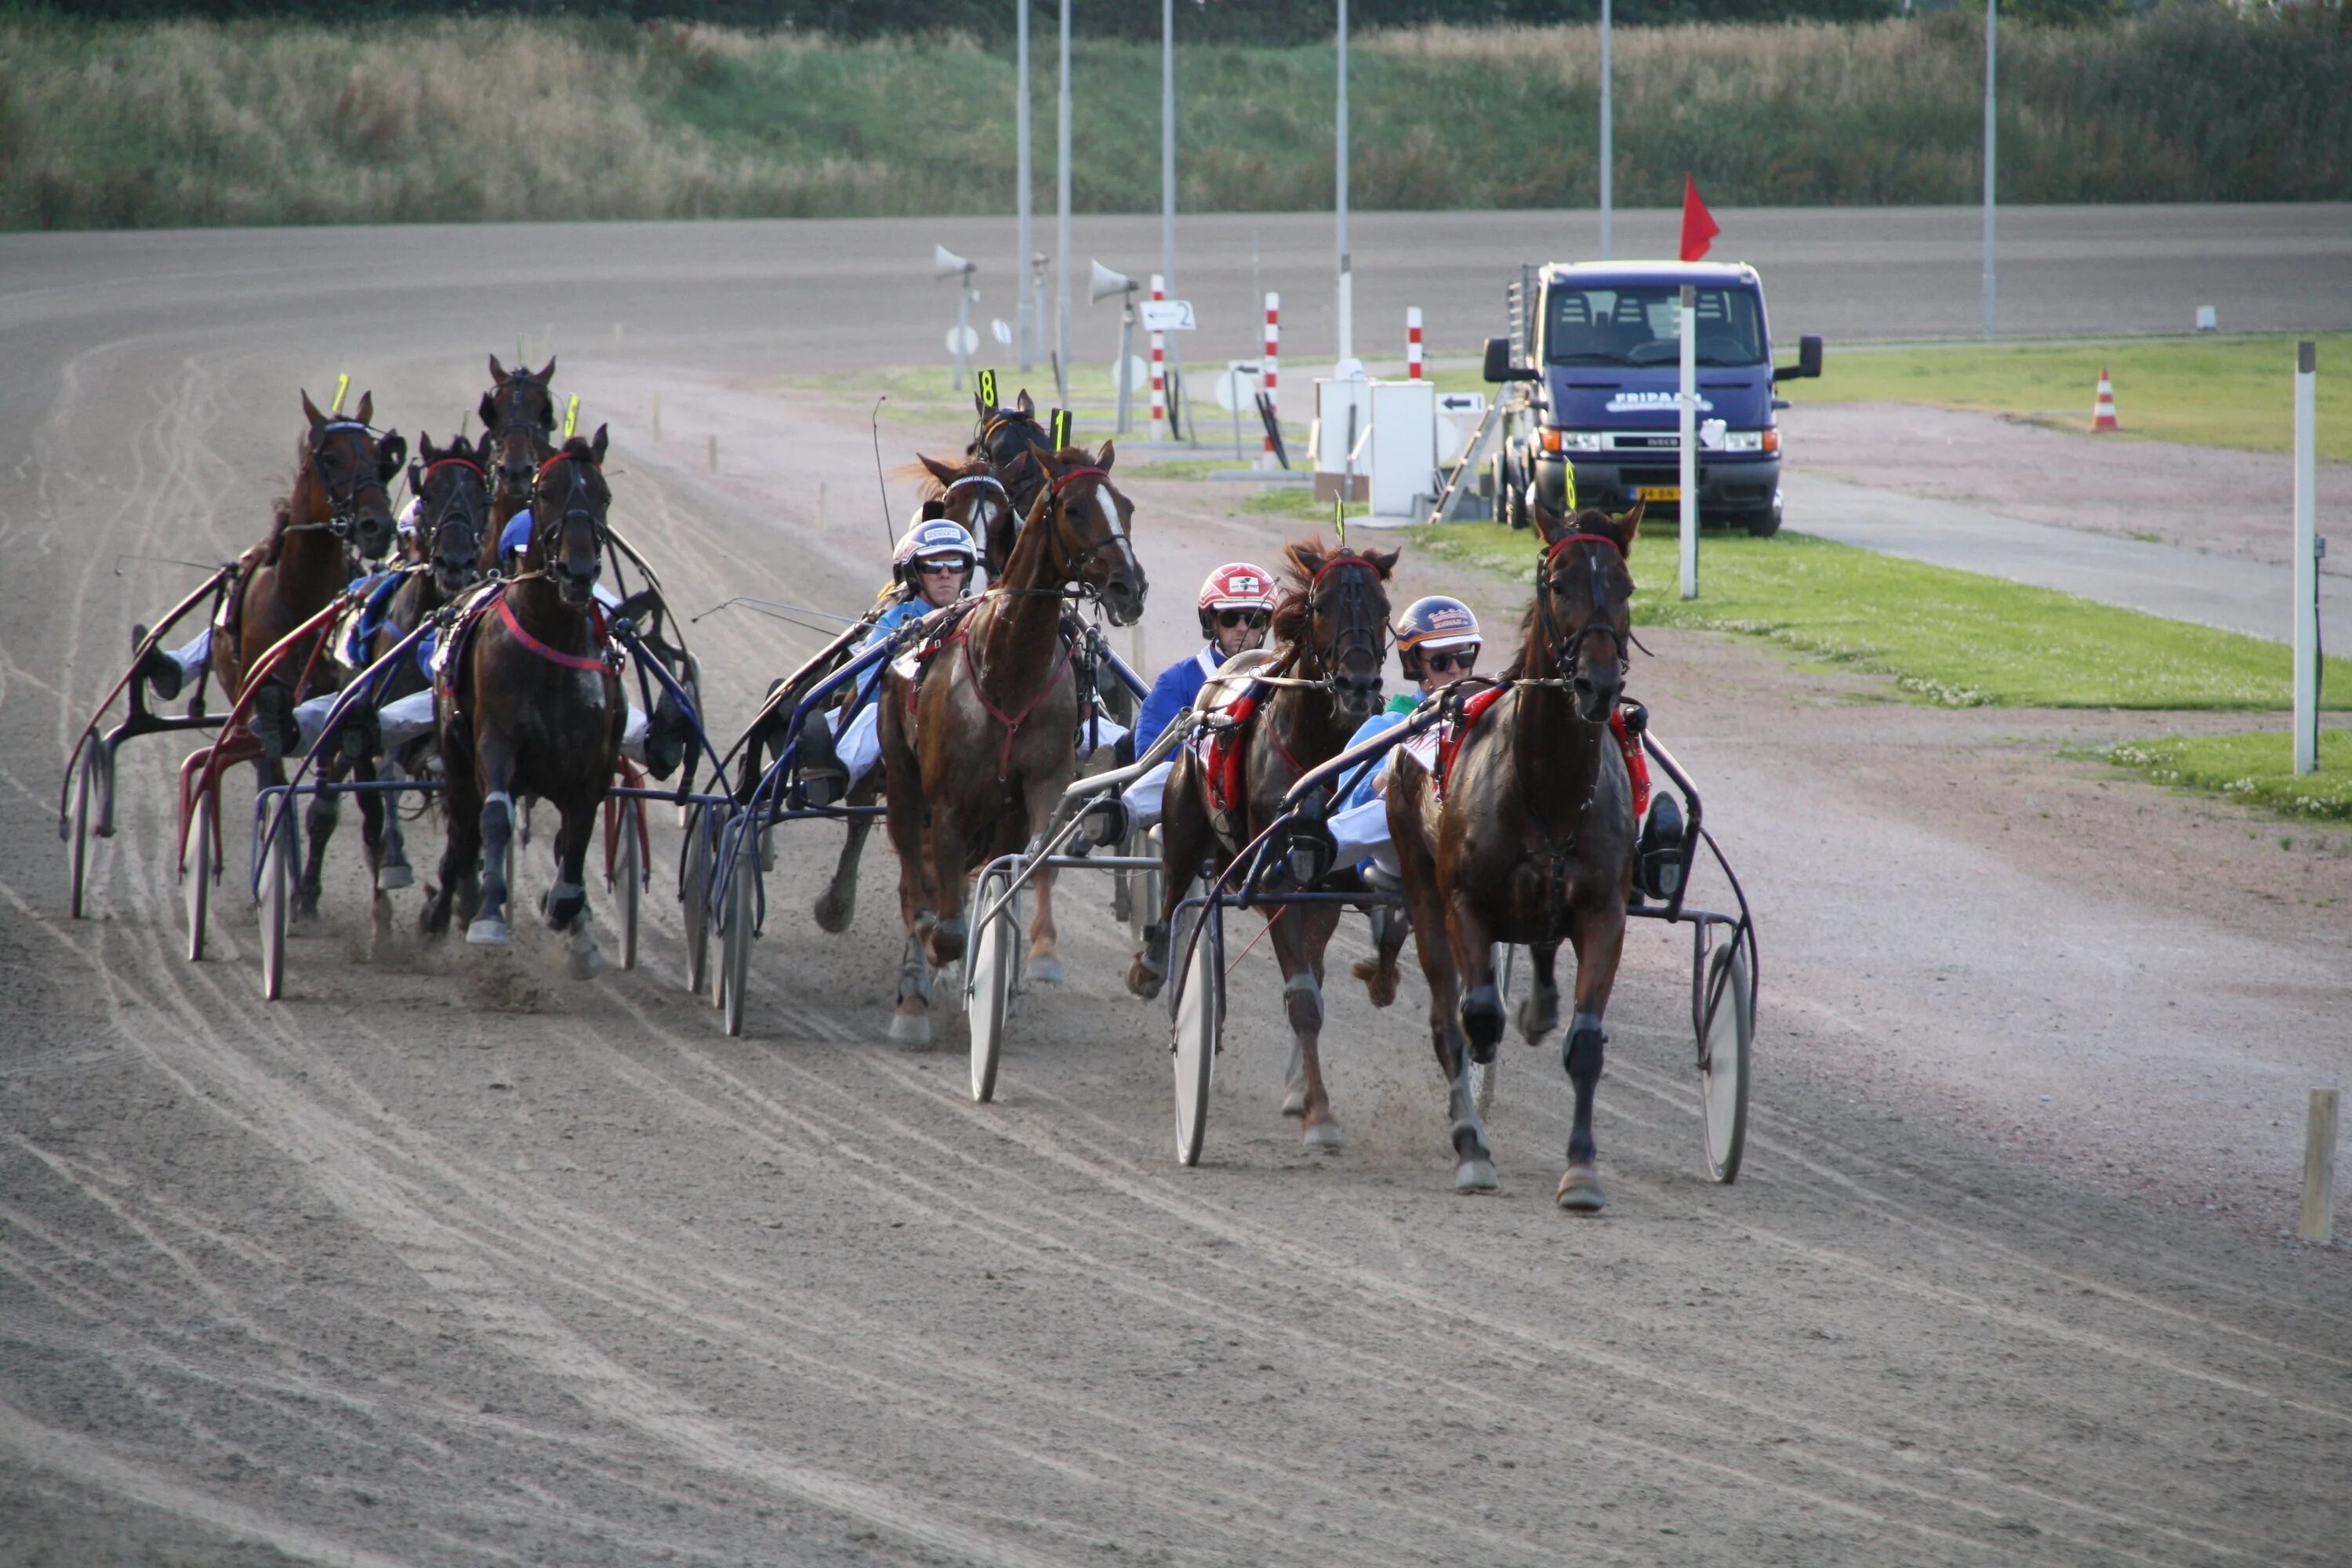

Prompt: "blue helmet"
[1394,595,1480,678]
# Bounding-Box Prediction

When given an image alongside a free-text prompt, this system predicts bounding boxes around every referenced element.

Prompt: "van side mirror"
[1483,336,1539,384]
[1773,334,1824,383]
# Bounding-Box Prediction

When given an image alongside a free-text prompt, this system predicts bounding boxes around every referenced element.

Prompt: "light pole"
[1983,0,1997,339]
[1017,0,1033,371]
[1162,0,1180,426]
[1335,0,1352,364]
[1599,0,1613,260]
[1055,0,1073,405]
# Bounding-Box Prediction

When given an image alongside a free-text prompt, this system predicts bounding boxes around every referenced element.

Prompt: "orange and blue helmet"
[1394,595,1481,678]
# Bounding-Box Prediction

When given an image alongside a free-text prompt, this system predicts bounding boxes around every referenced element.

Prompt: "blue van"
[1484,261,1821,537]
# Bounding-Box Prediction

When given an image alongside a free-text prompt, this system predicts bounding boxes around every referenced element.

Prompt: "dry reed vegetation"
[2,12,2342,230]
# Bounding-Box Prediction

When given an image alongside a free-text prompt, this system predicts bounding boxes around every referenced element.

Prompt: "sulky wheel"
[67,746,99,920]
[967,867,1015,1103]
[719,824,756,1037]
[258,804,294,1002]
[184,786,216,962]
[1697,935,1755,1184]
[614,797,644,971]
[681,805,713,997]
[1171,899,1221,1167]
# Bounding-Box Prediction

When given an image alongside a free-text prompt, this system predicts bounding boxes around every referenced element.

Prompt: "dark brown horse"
[212,390,405,917]
[966,388,1058,524]
[477,355,558,567]
[423,430,621,977]
[1387,503,1642,1206]
[877,444,1145,1044]
[808,452,1020,936]
[359,430,491,893]
[1128,539,1399,1150]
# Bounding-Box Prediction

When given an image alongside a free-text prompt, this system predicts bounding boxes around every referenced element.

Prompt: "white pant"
[834,699,1127,794]
[294,688,647,763]
[1123,757,1174,829]
[1328,793,1398,878]
[168,627,212,681]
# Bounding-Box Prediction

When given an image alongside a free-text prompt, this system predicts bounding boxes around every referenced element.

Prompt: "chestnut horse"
[359,430,491,894]
[877,444,1145,1044]
[1128,539,1398,1150]
[423,430,621,976]
[1386,503,1642,1207]
[808,452,1020,936]
[212,390,405,917]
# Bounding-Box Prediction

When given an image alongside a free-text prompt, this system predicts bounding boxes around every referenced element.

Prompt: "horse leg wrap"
[542,879,586,930]
[478,793,513,895]
[1563,1011,1608,1083]
[1283,971,1323,1035]
[304,789,341,840]
[898,932,932,1005]
[1461,985,1503,1063]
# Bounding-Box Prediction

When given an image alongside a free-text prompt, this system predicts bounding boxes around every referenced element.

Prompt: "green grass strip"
[1783,335,2352,463]
[2103,731,2352,822]
[1407,522,2352,711]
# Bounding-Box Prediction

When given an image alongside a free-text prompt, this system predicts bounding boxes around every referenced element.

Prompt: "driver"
[795,516,979,799]
[1323,595,1483,880]
[1082,561,1276,844]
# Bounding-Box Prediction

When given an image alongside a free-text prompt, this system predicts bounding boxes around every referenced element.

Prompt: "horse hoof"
[1301,1120,1343,1152]
[1280,1085,1306,1117]
[813,891,853,935]
[466,917,510,948]
[1555,1163,1606,1213]
[1125,960,1163,1001]
[928,919,967,967]
[1028,954,1062,985]
[565,915,604,979]
[1455,1159,1499,1193]
[887,1009,931,1047]
[1351,956,1397,1008]
[935,960,963,994]
[1515,989,1559,1044]
[376,862,413,891]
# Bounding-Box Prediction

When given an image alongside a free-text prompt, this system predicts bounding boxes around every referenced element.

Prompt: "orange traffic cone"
[2091,368,2120,433]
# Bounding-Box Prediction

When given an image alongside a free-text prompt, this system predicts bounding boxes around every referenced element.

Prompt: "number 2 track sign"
[1139,299,1196,333]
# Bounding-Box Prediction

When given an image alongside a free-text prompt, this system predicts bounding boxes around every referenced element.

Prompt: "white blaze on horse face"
[1093,487,1138,583]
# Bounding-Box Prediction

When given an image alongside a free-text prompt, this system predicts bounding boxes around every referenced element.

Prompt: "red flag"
[1679,175,1719,263]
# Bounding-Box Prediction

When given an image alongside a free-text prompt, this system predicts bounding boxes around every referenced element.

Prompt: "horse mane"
[904,453,993,498]
[1503,506,1624,678]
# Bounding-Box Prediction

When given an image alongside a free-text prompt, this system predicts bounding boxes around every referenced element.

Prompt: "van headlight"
[1721,430,1765,452]
[1541,430,1603,453]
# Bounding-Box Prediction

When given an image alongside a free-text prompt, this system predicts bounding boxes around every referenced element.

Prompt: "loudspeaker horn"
[1089,260,1138,303]
[935,244,975,279]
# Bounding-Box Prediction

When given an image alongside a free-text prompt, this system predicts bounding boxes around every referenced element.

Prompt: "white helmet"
[894,517,978,583]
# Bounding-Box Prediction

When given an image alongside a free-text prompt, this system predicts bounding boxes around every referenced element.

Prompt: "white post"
[1116,291,1136,436]
[1983,0,1998,340]
[1406,307,1423,380]
[1335,0,1352,363]
[1160,0,1181,426]
[954,269,973,391]
[2296,339,2320,775]
[1679,284,1698,601]
[1017,0,1033,372]
[1261,292,1281,469]
[1055,0,1073,406]
[1599,0,1613,260]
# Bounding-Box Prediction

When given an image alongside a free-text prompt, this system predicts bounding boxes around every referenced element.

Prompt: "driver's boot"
[130,626,183,703]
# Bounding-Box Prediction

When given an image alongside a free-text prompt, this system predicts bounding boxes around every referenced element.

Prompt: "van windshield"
[1544,284,1766,368]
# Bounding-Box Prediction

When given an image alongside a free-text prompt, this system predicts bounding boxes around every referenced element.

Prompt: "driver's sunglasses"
[920,558,969,576]
[1423,648,1479,673]
[1215,609,1270,630]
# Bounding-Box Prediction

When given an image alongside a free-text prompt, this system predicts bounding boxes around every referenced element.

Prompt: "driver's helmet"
[1394,595,1481,681]
[1196,561,1276,639]
[394,494,423,543]
[894,517,978,589]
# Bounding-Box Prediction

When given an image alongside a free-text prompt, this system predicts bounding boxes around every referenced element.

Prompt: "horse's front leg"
[1516,941,1563,1044]
[1406,844,1493,1193]
[881,723,938,1045]
[1020,771,1065,985]
[1268,906,1340,1149]
[1450,889,1503,1067]
[543,790,605,978]
[1556,901,1628,1214]
[295,750,347,921]
[814,770,883,935]
[467,736,518,946]
[423,757,478,940]
[375,752,413,893]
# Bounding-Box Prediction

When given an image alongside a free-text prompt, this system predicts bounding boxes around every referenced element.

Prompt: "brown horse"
[476,355,557,567]
[212,390,405,916]
[966,389,1058,522]
[1387,503,1642,1206]
[808,452,1020,936]
[423,430,621,976]
[359,430,491,893]
[1128,538,1399,1150]
[877,443,1145,1044]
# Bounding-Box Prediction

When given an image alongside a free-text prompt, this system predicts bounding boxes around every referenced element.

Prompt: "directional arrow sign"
[1139,299,1196,332]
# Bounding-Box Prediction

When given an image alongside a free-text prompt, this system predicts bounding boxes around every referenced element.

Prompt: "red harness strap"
[1432,685,1649,818]
[958,628,1076,782]
[1199,691,1261,817]
[1611,709,1650,821]
[497,594,616,675]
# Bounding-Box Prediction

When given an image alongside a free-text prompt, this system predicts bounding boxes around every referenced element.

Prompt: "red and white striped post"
[1406,307,1424,380]
[1149,274,1168,441]
[1261,292,1280,466]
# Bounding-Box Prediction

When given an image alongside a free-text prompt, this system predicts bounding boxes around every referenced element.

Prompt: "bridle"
[1277,554,1391,697]
[942,472,1011,554]
[1534,532,1632,685]
[526,448,609,588]
[1000,466,1139,601]
[286,419,396,550]
[488,378,556,504]
[418,455,488,575]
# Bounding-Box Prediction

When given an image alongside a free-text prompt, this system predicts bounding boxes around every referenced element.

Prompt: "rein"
[282,419,394,545]
[496,594,616,675]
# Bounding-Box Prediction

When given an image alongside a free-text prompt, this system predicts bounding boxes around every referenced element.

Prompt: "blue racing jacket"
[1136,644,1226,754]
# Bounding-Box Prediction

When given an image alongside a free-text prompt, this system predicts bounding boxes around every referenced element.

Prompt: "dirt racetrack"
[5,221,2350,1567]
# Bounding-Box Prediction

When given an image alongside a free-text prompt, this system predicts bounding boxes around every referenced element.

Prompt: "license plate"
[1635,485,1680,503]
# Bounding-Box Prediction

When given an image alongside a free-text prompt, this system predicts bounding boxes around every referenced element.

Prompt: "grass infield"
[1406,522,2352,712]
[2102,732,2352,822]
[1782,336,2352,463]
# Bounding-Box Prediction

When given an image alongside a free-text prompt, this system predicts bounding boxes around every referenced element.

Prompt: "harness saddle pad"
[1432,686,1650,820]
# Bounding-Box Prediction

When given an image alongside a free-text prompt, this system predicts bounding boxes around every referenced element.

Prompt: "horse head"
[1026,443,1146,626]
[480,354,558,514]
[410,431,492,597]
[526,427,612,610]
[1272,538,1400,724]
[968,388,1054,514]
[1528,500,1641,724]
[298,388,404,562]
[916,452,1017,573]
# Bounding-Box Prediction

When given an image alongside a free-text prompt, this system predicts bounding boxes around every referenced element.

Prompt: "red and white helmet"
[1197,562,1276,636]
